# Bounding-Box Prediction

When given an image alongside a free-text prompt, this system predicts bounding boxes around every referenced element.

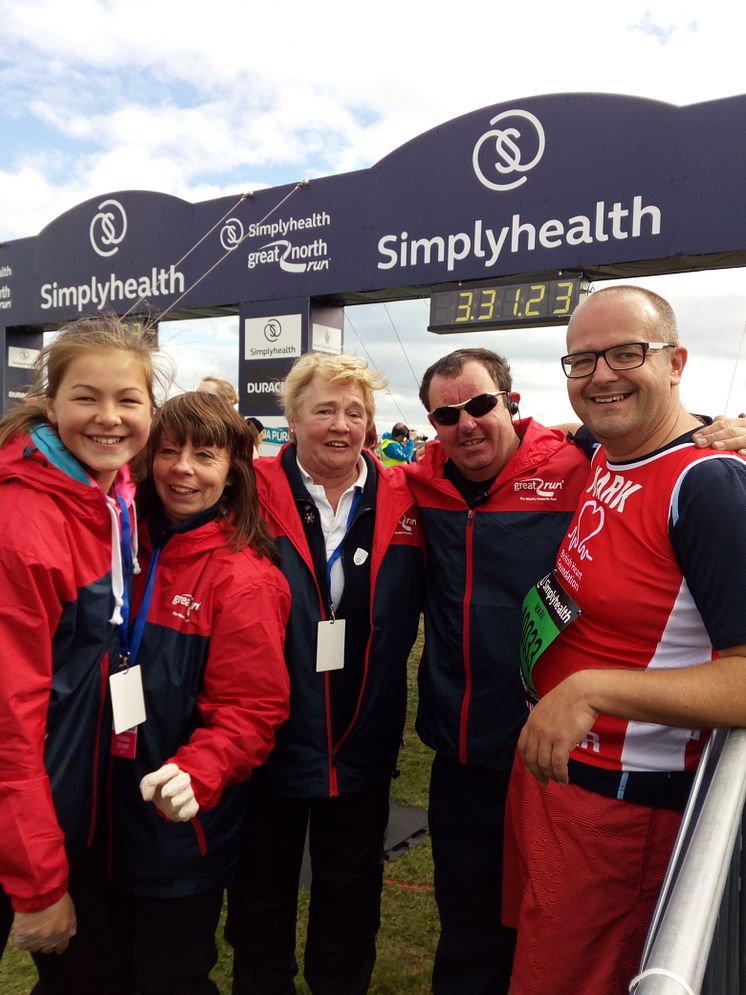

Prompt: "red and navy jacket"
[0,427,135,913]
[405,419,589,771]
[110,512,291,898]
[253,445,425,798]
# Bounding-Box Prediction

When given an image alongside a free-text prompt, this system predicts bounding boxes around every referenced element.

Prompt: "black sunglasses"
[428,391,507,427]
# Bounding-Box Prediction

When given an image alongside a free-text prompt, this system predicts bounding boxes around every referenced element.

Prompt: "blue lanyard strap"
[127,544,163,667]
[325,490,362,604]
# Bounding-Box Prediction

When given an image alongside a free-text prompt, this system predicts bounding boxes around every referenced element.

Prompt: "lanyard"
[325,490,362,609]
[126,544,163,668]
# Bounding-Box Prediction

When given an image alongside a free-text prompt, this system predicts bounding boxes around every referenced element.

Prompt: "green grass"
[0,626,436,994]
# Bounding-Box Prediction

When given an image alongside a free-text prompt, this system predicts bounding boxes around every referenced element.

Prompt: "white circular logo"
[220,217,244,251]
[472,109,545,192]
[89,199,127,257]
[264,319,282,342]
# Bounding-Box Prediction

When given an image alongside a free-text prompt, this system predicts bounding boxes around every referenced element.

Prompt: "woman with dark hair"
[108,391,291,995]
[245,415,265,455]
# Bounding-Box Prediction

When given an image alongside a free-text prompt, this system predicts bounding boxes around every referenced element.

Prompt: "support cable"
[121,182,309,322]
[723,319,746,415]
[344,310,409,424]
[382,301,422,391]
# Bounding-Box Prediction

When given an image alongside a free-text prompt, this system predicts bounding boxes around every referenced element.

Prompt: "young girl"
[0,316,161,994]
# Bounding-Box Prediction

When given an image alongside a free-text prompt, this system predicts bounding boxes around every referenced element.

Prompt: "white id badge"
[109,664,147,734]
[316,619,346,672]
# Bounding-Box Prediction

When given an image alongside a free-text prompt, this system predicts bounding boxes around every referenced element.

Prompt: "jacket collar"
[412,417,568,483]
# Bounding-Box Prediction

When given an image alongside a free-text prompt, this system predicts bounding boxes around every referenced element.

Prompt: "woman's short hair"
[140,391,276,559]
[280,353,387,425]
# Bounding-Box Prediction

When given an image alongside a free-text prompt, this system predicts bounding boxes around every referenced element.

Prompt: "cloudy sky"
[2,0,745,434]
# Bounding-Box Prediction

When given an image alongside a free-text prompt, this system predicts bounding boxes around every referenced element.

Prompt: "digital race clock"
[428,275,588,333]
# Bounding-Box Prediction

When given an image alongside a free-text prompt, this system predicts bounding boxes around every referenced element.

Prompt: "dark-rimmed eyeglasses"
[428,391,508,426]
[560,341,675,379]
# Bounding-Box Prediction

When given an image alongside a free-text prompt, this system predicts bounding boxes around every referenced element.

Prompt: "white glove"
[13,892,77,954]
[140,762,199,822]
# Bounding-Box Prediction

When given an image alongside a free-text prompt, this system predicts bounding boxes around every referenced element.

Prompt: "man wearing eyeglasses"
[503,285,746,995]
[405,347,590,995]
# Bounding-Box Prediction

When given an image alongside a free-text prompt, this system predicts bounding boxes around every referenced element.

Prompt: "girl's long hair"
[0,315,164,448]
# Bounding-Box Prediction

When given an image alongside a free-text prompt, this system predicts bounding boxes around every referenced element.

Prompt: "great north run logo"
[245,212,332,274]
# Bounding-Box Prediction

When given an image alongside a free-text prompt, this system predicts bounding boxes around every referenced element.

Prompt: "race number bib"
[520,572,581,701]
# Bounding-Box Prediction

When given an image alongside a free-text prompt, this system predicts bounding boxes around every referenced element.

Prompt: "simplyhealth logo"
[40,198,186,311]
[90,199,128,257]
[472,108,545,192]
[377,106,662,275]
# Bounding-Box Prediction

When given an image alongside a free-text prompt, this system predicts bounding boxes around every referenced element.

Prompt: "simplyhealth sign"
[1,92,745,326]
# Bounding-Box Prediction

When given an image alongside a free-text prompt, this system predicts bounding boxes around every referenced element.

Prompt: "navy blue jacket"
[254,445,425,798]
[110,513,290,898]
[406,420,590,771]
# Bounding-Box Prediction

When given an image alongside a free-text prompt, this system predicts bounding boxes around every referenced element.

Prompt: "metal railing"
[630,728,746,995]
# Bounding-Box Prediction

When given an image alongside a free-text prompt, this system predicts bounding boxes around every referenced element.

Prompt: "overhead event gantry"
[1,91,745,418]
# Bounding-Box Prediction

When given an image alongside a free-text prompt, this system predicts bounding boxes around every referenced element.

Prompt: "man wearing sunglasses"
[405,346,590,995]
[503,285,746,995]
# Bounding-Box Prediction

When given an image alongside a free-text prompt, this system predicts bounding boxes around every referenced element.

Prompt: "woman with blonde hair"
[226,353,425,995]
[196,375,239,408]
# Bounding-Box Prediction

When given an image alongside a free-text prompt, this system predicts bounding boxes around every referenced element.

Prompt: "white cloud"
[1,0,745,424]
